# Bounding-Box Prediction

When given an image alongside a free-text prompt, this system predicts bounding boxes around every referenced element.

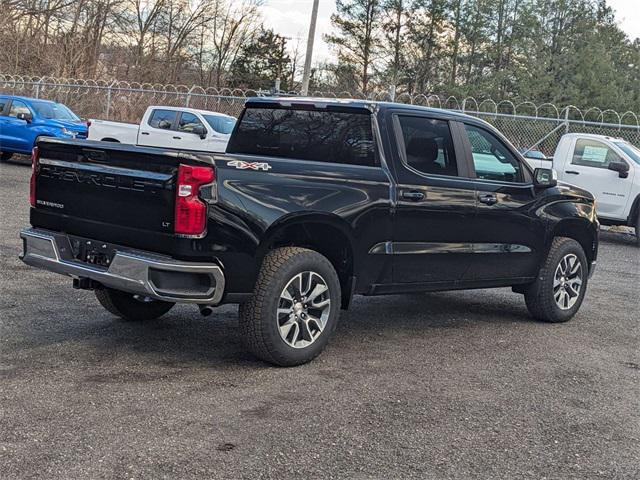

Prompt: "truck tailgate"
[31,138,213,250]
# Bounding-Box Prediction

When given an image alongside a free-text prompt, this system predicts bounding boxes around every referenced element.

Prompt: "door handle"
[565,170,580,175]
[478,193,498,205]
[173,136,182,140]
[140,131,149,135]
[401,190,425,201]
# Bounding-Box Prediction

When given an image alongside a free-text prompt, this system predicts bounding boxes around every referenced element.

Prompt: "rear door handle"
[140,131,150,135]
[478,193,498,205]
[401,190,425,201]
[173,136,182,140]
[565,170,580,175]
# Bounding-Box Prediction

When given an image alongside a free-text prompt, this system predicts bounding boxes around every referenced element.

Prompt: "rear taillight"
[30,146,39,207]
[174,163,215,236]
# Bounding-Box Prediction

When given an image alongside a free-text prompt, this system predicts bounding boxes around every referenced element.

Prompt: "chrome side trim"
[369,241,531,255]
[20,228,225,305]
[368,241,393,255]
[472,243,532,254]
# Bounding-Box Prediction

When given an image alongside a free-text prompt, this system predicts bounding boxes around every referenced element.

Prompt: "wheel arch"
[550,218,598,266]
[258,212,357,309]
[627,194,640,226]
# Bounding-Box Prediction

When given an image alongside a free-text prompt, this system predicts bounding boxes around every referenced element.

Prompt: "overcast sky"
[261,0,640,64]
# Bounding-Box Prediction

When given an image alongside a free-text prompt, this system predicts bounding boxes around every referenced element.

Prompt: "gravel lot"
[1,159,639,479]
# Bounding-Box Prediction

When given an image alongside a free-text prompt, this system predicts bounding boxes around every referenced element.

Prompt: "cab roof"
[245,96,483,123]
[0,94,56,104]
[147,105,235,119]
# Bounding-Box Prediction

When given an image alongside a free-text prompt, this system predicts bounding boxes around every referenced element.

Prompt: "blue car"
[0,95,88,160]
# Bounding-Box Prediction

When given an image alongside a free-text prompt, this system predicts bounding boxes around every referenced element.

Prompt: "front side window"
[572,139,621,168]
[465,124,523,183]
[227,107,376,167]
[0,100,8,115]
[177,112,205,134]
[396,116,458,176]
[148,109,177,130]
[9,100,30,118]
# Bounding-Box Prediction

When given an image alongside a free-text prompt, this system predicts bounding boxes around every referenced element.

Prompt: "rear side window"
[572,139,621,168]
[0,100,7,115]
[396,116,458,176]
[148,109,177,130]
[227,107,376,166]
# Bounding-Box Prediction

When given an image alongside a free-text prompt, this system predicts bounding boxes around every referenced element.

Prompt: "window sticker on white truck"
[582,146,608,164]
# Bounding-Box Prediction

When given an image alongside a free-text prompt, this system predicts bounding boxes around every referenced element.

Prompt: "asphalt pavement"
[1,159,638,479]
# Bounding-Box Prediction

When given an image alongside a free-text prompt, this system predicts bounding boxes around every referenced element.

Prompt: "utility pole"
[301,0,320,96]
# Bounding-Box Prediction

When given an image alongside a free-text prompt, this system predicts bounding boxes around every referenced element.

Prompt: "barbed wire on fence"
[2,73,640,155]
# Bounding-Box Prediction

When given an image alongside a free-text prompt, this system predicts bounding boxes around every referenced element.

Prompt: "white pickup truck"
[88,106,236,153]
[524,133,640,245]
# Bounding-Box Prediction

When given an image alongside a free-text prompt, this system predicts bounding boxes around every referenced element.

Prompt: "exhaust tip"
[198,304,214,317]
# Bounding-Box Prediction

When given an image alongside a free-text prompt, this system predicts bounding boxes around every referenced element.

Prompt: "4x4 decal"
[227,160,272,171]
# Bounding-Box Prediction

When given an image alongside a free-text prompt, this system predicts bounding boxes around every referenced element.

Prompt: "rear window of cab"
[227,107,376,167]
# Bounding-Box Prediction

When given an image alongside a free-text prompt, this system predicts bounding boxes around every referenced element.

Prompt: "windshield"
[614,141,640,165]
[203,115,236,135]
[31,101,80,121]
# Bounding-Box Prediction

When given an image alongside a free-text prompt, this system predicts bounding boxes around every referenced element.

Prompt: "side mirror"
[608,160,629,178]
[17,112,32,123]
[192,125,207,139]
[534,168,557,188]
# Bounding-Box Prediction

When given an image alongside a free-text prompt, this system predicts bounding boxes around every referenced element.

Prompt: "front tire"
[95,287,174,321]
[239,247,341,367]
[0,152,12,162]
[524,237,588,323]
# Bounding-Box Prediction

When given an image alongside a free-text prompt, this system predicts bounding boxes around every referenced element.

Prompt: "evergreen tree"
[229,27,291,90]
[325,0,383,94]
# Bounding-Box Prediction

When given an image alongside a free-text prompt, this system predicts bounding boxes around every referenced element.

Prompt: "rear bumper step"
[20,228,225,305]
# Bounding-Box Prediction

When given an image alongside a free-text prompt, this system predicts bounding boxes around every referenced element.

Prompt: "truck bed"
[88,119,139,144]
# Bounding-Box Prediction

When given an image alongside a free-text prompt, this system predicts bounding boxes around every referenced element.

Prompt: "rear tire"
[0,152,12,162]
[635,210,640,247]
[524,237,588,323]
[239,247,341,367]
[95,287,174,321]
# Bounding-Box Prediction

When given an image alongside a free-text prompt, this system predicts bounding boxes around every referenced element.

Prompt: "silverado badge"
[227,160,272,171]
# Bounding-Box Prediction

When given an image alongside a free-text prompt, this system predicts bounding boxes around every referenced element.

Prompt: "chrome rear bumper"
[20,228,225,304]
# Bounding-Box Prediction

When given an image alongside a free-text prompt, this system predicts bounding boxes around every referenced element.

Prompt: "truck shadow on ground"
[6,289,533,369]
[598,229,638,247]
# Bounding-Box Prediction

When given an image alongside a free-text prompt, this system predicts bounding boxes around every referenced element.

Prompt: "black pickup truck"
[20,98,599,366]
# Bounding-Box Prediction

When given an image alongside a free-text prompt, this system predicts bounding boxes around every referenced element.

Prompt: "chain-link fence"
[2,74,640,155]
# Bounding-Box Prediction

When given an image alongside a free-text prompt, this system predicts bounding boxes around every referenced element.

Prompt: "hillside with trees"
[1,0,639,112]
